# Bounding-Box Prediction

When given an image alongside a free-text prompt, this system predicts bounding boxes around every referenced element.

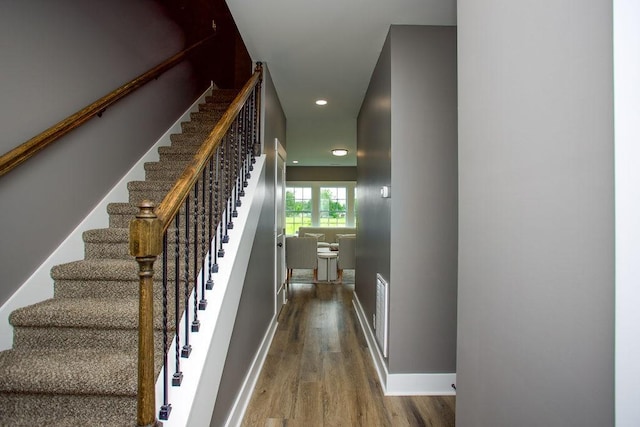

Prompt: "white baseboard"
[0,85,213,351]
[224,315,278,427]
[352,291,456,396]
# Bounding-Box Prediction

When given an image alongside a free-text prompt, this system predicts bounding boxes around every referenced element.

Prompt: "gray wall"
[356,31,392,329]
[456,1,614,426]
[0,1,200,306]
[357,26,458,374]
[389,26,458,373]
[286,166,356,182]
[210,64,286,426]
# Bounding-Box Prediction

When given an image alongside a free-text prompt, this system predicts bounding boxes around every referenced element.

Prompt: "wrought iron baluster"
[172,213,183,385]
[181,196,192,358]
[191,181,200,332]
[215,146,224,258]
[207,155,216,289]
[221,136,230,243]
[159,232,171,420]
[199,165,208,309]
[226,127,235,231]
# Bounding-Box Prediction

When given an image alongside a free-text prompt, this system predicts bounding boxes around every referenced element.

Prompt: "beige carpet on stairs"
[0,89,238,426]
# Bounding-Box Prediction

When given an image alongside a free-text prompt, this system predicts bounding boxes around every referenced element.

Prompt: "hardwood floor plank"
[241,282,456,426]
[293,381,323,425]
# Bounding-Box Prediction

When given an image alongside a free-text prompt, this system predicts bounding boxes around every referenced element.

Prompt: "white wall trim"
[352,291,456,396]
[224,314,278,427]
[0,84,213,351]
[614,1,640,425]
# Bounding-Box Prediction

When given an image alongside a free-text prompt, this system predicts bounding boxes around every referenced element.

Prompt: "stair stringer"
[156,155,266,427]
[0,84,213,351]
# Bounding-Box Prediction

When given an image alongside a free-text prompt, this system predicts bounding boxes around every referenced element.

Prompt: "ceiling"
[225,0,457,166]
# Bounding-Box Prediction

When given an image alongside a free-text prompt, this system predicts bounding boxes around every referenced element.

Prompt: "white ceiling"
[225,0,457,166]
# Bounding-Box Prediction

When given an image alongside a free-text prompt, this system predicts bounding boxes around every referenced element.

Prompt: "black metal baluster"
[216,146,225,258]
[191,182,200,332]
[199,166,208,309]
[181,196,192,358]
[226,126,235,230]
[207,156,216,290]
[172,214,183,385]
[241,104,249,193]
[159,232,171,420]
[222,136,230,243]
[232,116,240,217]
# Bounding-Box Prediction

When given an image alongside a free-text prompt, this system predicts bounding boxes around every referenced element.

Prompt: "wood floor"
[241,282,456,427]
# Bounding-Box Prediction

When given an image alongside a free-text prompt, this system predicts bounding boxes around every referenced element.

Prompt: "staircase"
[0,89,238,426]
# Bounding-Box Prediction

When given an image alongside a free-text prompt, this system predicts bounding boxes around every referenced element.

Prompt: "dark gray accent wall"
[456,1,614,426]
[356,32,392,327]
[0,1,200,306]
[210,64,286,426]
[286,166,357,182]
[357,26,457,374]
[389,26,458,373]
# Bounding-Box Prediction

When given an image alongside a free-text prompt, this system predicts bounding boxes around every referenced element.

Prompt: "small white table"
[317,248,338,282]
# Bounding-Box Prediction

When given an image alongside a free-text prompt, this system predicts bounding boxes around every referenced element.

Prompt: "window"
[319,187,347,227]
[285,182,357,234]
[285,187,312,235]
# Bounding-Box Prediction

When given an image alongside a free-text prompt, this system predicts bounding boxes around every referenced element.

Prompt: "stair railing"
[0,35,215,178]
[129,63,263,426]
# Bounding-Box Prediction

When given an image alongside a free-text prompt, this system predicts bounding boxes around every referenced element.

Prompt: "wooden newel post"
[130,200,163,427]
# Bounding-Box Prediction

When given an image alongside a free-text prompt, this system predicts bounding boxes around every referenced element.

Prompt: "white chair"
[337,236,356,282]
[285,236,318,286]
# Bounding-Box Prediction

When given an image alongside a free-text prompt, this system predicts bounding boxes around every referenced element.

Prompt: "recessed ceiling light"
[315,99,328,106]
[332,149,348,157]
[292,160,299,164]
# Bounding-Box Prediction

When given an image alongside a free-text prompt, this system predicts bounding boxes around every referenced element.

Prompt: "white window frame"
[286,181,357,229]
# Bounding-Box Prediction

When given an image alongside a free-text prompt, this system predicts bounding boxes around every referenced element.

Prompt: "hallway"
[241,282,456,426]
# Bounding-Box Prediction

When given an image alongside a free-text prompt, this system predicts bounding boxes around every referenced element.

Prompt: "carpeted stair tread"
[9,297,140,330]
[83,227,129,243]
[9,298,174,330]
[198,102,230,112]
[190,110,224,122]
[107,202,139,216]
[144,160,190,172]
[52,258,138,281]
[181,120,218,134]
[170,132,211,146]
[0,412,135,427]
[0,348,137,395]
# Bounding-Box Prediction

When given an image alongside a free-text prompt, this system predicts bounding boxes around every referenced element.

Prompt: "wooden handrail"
[155,63,263,233]
[0,35,215,178]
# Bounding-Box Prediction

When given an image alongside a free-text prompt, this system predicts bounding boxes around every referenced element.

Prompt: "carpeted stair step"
[190,110,224,123]
[107,201,227,229]
[205,90,238,103]
[198,102,230,113]
[0,348,150,425]
[169,131,211,147]
[107,202,139,228]
[180,120,218,134]
[127,179,232,209]
[52,260,201,302]
[158,145,203,162]
[144,160,190,181]
[9,297,176,352]
[83,228,130,260]
[128,180,176,205]
[83,227,215,264]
